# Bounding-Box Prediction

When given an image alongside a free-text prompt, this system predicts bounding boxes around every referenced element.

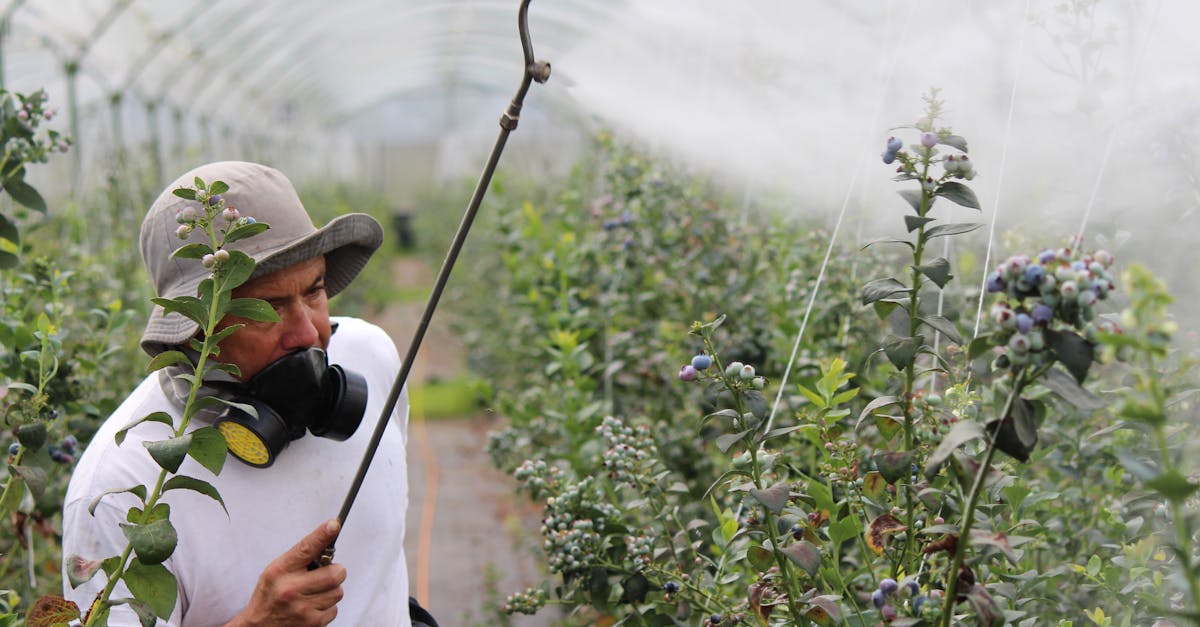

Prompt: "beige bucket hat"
[139,161,383,356]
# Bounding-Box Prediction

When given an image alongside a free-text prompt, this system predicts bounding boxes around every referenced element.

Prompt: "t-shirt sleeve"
[62,497,183,627]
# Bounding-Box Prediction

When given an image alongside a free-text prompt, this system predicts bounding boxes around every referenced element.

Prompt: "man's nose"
[279,304,321,350]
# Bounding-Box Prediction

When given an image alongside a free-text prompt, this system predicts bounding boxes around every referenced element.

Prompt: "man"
[61,161,411,626]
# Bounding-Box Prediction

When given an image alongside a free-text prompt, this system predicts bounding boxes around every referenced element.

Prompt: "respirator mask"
[213,348,368,468]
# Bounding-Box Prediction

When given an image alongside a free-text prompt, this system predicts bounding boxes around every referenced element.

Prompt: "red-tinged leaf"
[26,595,81,627]
[874,451,913,484]
[781,540,822,576]
[923,533,959,555]
[966,583,1004,626]
[861,471,887,501]
[970,529,1021,565]
[67,554,103,588]
[866,513,908,555]
[806,595,843,625]
[749,482,790,514]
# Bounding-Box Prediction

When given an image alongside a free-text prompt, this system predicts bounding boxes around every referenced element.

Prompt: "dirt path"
[375,258,559,626]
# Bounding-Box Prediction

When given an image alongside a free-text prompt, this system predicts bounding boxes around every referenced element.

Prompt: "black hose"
[312,0,549,568]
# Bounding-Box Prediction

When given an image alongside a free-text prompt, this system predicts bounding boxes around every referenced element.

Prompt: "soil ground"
[373,257,560,626]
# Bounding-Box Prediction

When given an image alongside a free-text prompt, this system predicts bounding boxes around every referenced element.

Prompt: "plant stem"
[938,368,1026,627]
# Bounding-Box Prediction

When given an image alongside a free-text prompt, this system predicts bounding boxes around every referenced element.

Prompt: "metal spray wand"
[313,0,550,568]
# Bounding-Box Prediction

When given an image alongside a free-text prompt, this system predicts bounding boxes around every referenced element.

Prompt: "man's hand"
[226,520,346,627]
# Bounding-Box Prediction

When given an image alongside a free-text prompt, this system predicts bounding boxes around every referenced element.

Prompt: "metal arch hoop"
[314,0,550,569]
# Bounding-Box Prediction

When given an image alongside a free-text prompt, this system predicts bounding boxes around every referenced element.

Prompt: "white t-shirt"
[62,317,411,627]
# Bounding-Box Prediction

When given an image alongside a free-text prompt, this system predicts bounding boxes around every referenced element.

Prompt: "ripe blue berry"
[871,588,886,608]
[904,579,919,596]
[663,581,680,593]
[243,216,256,224]
[879,578,898,595]
[920,132,938,147]
[886,136,903,152]
[678,365,697,382]
[7,443,18,456]
[1016,313,1033,334]
[881,150,897,164]
[709,614,723,625]
[691,354,712,370]
[1038,249,1056,265]
[1023,264,1045,285]
[985,272,1006,293]
[913,595,928,613]
[207,194,223,206]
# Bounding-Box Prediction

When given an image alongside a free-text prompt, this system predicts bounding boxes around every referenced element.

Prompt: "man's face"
[214,255,332,380]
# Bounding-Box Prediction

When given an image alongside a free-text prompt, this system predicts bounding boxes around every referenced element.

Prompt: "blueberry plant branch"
[865,89,982,579]
[50,179,278,626]
[1101,265,1200,618]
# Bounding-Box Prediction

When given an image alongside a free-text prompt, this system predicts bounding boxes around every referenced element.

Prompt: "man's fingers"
[280,519,340,570]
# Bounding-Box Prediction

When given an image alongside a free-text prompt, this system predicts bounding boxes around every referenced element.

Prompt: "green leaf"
[915,257,952,289]
[122,560,177,619]
[807,478,835,513]
[1045,329,1094,383]
[926,420,984,479]
[116,412,174,446]
[968,334,994,360]
[9,465,46,500]
[0,476,26,514]
[122,598,159,627]
[856,395,899,430]
[965,583,1004,627]
[66,554,103,588]
[16,422,47,452]
[121,519,178,565]
[873,451,913,483]
[904,215,935,233]
[828,516,862,546]
[715,429,752,454]
[883,335,923,370]
[144,434,193,473]
[781,541,822,576]
[619,573,649,604]
[186,427,228,476]
[1118,397,1165,426]
[146,351,190,374]
[986,397,1038,463]
[747,545,774,572]
[209,180,229,195]
[193,176,206,190]
[898,189,924,213]
[4,179,47,213]
[796,384,826,409]
[151,296,208,327]
[88,485,148,516]
[0,213,19,268]
[171,188,196,200]
[749,482,790,514]
[861,237,915,251]
[935,181,981,209]
[171,243,213,260]
[861,278,910,305]
[925,222,983,239]
[1040,367,1105,410]
[918,315,963,345]
[163,475,227,514]
[222,222,270,246]
[215,250,255,290]
[1146,469,1199,502]
[940,135,969,152]
[224,297,280,323]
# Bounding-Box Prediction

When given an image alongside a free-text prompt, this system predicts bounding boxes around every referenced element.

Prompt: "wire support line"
[762,0,916,436]
[972,0,1033,340]
[1074,0,1164,244]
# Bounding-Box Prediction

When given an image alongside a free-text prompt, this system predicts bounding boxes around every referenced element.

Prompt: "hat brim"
[140,213,383,356]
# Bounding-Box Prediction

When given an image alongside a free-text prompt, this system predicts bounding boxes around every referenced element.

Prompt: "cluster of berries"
[4,90,70,157]
[174,190,257,269]
[500,587,547,615]
[880,136,904,164]
[881,132,975,181]
[678,354,766,390]
[602,209,635,231]
[513,458,561,500]
[539,477,617,575]
[871,577,930,621]
[596,416,657,486]
[987,247,1120,366]
[48,434,78,464]
[624,531,655,570]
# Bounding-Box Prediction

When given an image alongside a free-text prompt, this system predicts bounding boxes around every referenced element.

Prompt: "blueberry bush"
[456,96,1197,625]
